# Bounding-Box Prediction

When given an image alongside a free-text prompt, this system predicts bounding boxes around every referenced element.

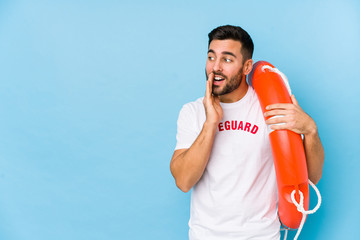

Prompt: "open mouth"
[214,76,225,81]
[213,75,225,85]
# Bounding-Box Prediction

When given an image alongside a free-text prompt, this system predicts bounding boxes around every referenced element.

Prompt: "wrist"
[304,121,318,137]
[203,120,219,131]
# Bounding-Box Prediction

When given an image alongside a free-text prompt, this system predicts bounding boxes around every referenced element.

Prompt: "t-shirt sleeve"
[175,104,199,150]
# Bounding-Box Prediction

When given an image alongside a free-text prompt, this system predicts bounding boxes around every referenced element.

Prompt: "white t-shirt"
[175,86,280,240]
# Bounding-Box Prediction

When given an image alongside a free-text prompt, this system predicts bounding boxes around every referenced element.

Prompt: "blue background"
[0,0,359,239]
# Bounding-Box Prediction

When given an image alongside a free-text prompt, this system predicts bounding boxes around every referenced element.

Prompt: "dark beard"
[206,67,244,96]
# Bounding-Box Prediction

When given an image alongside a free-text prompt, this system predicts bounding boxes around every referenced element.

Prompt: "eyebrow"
[208,49,237,58]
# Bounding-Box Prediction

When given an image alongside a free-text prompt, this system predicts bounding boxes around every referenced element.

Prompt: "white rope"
[282,228,288,240]
[289,180,322,240]
[261,65,291,95]
[261,65,292,96]
[261,65,292,136]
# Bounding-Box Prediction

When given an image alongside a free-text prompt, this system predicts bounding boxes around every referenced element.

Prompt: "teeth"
[214,77,224,80]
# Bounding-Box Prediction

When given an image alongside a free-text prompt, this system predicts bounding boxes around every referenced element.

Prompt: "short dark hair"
[208,25,254,61]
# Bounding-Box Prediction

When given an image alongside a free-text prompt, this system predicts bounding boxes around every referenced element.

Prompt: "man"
[170,25,324,240]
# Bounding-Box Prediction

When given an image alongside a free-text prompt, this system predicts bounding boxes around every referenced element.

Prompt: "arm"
[264,95,325,184]
[170,73,223,192]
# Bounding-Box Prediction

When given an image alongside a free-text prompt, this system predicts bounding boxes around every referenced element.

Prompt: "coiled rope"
[283,179,322,240]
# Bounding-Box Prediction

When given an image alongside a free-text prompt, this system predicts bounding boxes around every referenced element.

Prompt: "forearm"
[170,121,218,192]
[303,126,325,184]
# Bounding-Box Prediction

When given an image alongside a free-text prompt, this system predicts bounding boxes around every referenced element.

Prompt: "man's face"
[205,39,245,96]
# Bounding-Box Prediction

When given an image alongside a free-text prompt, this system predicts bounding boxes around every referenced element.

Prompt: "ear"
[243,59,253,75]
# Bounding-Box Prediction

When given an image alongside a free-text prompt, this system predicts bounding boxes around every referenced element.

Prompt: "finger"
[269,123,301,134]
[265,115,290,125]
[208,72,214,94]
[205,75,212,99]
[264,109,289,118]
[291,95,299,106]
[205,79,210,99]
[269,122,290,131]
[205,72,214,98]
[266,103,293,110]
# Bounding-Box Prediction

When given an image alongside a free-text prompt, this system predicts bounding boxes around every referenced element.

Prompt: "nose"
[213,59,222,72]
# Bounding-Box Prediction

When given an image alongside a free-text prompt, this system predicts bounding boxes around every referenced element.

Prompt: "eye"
[224,58,232,63]
[208,56,215,61]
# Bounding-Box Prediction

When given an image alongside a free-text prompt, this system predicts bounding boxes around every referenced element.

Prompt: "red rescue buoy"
[248,61,309,230]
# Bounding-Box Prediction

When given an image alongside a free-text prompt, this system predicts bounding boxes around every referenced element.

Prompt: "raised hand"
[203,72,223,125]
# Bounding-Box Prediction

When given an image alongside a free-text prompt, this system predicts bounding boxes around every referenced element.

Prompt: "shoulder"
[247,85,257,100]
[246,85,261,107]
[179,97,204,115]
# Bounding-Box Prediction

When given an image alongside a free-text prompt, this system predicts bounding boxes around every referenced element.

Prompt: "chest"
[208,103,272,172]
